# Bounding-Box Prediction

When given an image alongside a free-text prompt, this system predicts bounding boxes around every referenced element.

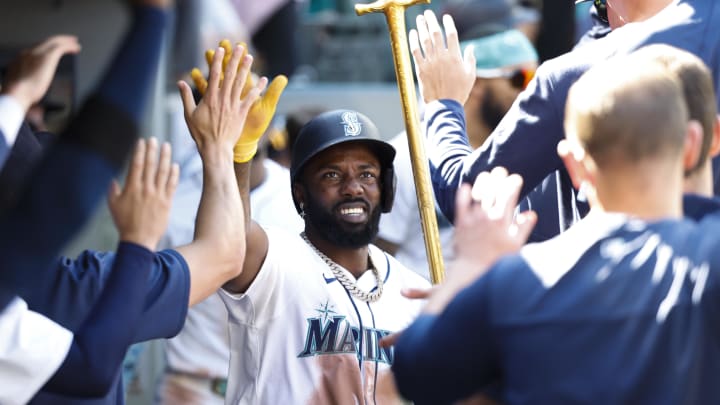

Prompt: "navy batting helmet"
[290,109,396,214]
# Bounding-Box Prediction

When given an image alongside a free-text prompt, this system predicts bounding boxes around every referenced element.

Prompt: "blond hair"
[630,44,716,174]
[565,56,688,168]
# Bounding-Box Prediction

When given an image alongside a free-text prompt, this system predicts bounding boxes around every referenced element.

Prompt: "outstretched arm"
[174,43,267,305]
[413,10,569,223]
[190,39,288,295]
[43,138,179,396]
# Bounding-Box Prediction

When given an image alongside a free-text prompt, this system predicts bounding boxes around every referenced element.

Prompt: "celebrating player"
[221,109,430,404]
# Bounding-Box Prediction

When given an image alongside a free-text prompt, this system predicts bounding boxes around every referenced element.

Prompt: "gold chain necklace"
[301,232,383,303]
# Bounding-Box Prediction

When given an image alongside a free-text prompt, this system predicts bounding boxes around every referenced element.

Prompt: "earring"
[299,202,306,219]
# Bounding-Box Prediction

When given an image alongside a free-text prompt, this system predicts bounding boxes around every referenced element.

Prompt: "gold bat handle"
[355,0,430,16]
[355,0,445,284]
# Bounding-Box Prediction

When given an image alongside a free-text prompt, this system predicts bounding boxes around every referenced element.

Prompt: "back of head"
[630,44,717,174]
[565,56,688,168]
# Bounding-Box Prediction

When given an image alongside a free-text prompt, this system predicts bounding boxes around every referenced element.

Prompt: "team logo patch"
[341,112,362,137]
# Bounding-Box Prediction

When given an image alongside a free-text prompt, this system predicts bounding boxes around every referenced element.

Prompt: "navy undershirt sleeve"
[425,60,573,223]
[29,248,190,403]
[43,242,154,397]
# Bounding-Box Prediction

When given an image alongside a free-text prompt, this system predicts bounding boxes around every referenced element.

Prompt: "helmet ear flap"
[381,165,396,213]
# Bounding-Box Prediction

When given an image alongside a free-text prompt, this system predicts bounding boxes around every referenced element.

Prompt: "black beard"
[303,191,381,249]
[480,86,508,131]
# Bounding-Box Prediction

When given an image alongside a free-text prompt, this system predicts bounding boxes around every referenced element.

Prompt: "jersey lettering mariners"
[218,227,430,405]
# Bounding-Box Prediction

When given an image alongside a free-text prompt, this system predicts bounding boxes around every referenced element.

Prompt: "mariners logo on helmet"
[341,111,363,137]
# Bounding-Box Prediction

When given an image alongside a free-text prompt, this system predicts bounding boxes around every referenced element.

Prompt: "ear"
[708,115,720,158]
[292,182,304,207]
[557,139,589,190]
[682,119,703,172]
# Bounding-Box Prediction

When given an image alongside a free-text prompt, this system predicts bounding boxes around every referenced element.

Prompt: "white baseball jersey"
[0,297,73,405]
[219,228,431,405]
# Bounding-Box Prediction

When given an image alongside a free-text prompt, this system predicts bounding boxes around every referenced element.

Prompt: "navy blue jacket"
[393,212,720,404]
[427,0,720,239]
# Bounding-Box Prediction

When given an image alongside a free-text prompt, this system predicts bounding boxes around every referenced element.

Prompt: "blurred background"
[0,0,594,402]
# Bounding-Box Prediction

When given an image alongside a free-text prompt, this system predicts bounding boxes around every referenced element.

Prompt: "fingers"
[260,75,288,109]
[36,35,81,57]
[166,163,180,196]
[495,174,523,222]
[191,68,207,95]
[379,331,401,349]
[206,47,225,97]
[126,138,147,190]
[409,29,423,65]
[513,210,537,244]
[443,14,460,56]
[416,14,432,58]
[219,39,233,70]
[177,80,197,117]
[463,43,476,75]
[456,183,474,224]
[424,10,445,52]
[107,180,121,205]
[243,76,268,111]
[471,171,492,209]
[230,48,252,102]
[143,137,159,189]
[205,49,215,71]
[401,287,432,300]
[222,44,244,101]
[155,142,172,190]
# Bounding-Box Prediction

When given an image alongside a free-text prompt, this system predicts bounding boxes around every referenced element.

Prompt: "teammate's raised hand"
[191,39,287,163]
[1,35,81,112]
[409,10,475,105]
[108,138,179,251]
[454,167,536,271]
[178,44,267,155]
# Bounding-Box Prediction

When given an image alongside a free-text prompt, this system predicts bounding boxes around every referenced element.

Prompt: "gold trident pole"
[356,0,445,284]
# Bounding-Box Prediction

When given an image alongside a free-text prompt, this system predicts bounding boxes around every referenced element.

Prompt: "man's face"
[297,142,383,249]
[475,72,529,131]
[479,78,518,130]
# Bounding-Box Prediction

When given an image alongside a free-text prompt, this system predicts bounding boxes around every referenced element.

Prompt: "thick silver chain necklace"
[301,232,383,303]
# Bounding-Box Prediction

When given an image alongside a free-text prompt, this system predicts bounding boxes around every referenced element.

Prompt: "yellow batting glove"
[233,75,288,163]
[193,39,250,95]
[190,68,207,95]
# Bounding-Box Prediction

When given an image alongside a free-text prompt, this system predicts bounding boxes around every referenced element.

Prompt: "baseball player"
[393,51,720,404]
[220,109,431,404]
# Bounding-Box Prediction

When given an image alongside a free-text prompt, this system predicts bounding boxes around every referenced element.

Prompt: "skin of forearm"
[194,145,245,277]
[233,161,252,232]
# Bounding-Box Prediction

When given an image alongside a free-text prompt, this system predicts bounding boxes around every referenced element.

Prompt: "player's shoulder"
[265,226,302,245]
